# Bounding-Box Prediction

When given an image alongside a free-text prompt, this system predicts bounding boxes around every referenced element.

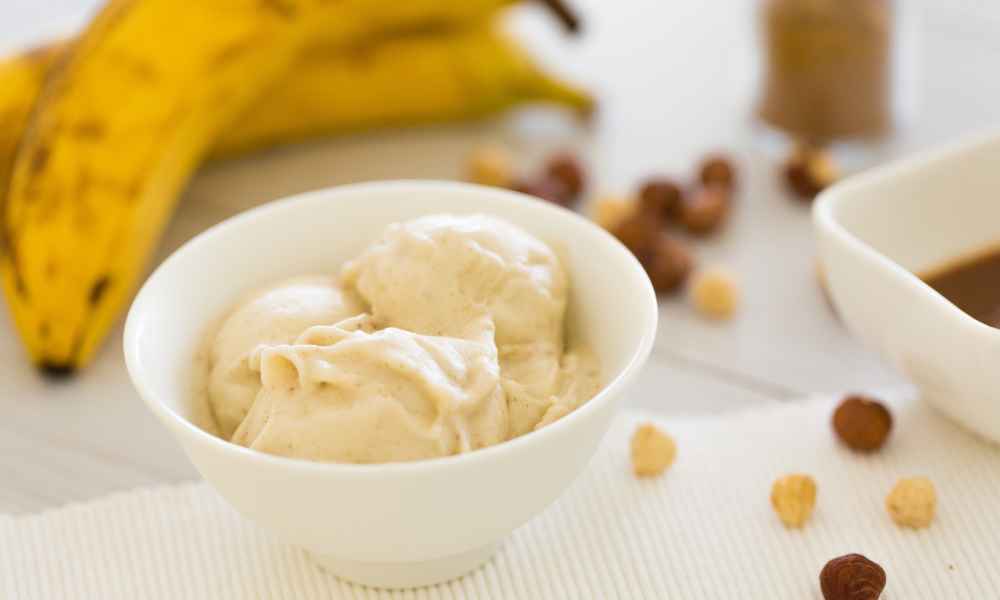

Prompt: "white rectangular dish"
[815,132,1000,444]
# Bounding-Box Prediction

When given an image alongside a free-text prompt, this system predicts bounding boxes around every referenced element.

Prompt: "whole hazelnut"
[783,144,838,201]
[466,145,515,188]
[886,477,936,529]
[698,154,737,190]
[630,423,676,478]
[820,554,886,600]
[512,176,573,208]
[689,267,739,320]
[544,152,586,200]
[610,209,662,259]
[771,473,817,528]
[681,184,730,235]
[638,178,683,221]
[832,395,893,452]
[645,235,693,294]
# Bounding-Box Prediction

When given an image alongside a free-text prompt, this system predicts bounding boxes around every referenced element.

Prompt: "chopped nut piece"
[681,184,730,235]
[645,235,693,294]
[699,154,737,190]
[466,145,515,188]
[886,477,936,529]
[630,423,676,477]
[820,554,886,600]
[591,195,637,231]
[689,267,739,320]
[638,178,683,221]
[832,395,892,452]
[770,473,817,528]
[544,152,586,199]
[783,144,838,201]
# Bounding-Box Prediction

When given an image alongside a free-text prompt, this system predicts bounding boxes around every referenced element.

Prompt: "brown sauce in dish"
[922,245,1000,328]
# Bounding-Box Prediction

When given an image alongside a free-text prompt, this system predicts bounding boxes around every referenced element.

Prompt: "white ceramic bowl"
[124,180,657,589]
[815,132,1000,444]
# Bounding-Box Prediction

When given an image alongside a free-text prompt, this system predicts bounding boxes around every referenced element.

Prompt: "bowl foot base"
[309,542,498,589]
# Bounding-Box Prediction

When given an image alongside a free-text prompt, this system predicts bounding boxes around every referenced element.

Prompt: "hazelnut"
[681,184,730,235]
[512,176,573,208]
[698,154,737,190]
[770,474,817,528]
[637,178,683,221]
[689,267,738,320]
[544,152,586,199]
[591,195,637,231]
[820,554,886,600]
[832,395,892,452]
[466,145,515,188]
[783,144,838,201]
[610,209,662,259]
[886,477,936,529]
[645,235,693,294]
[630,423,676,478]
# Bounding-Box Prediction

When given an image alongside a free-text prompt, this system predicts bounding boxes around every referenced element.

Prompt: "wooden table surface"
[1,0,998,514]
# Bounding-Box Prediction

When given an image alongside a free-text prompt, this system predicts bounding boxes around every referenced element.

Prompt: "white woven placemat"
[3,392,999,598]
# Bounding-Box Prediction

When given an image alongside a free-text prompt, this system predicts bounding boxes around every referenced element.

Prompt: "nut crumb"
[771,473,817,528]
[690,267,739,320]
[630,423,676,478]
[466,145,514,188]
[886,476,936,529]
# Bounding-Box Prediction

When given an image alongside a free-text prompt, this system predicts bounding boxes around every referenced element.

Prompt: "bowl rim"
[124,179,659,477]
[813,130,1000,338]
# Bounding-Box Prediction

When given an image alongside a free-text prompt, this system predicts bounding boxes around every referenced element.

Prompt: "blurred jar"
[756,0,899,146]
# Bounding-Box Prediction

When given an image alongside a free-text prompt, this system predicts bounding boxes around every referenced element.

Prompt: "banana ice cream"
[201,214,599,463]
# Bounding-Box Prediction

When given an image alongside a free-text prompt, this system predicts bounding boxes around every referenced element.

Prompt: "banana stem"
[536,0,581,34]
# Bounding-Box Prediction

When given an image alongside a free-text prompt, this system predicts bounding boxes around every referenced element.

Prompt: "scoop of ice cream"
[206,276,364,438]
[341,214,567,346]
[231,315,508,463]
[341,214,571,435]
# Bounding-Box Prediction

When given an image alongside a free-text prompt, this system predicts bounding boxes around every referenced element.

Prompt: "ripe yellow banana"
[0,30,590,168]
[214,26,592,156]
[1,0,588,373]
[1,0,318,373]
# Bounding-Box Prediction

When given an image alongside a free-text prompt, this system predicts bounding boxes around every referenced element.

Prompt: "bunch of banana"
[0,0,591,374]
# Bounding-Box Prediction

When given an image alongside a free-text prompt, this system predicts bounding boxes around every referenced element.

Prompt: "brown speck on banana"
[29,147,48,173]
[88,276,110,305]
[73,120,105,139]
